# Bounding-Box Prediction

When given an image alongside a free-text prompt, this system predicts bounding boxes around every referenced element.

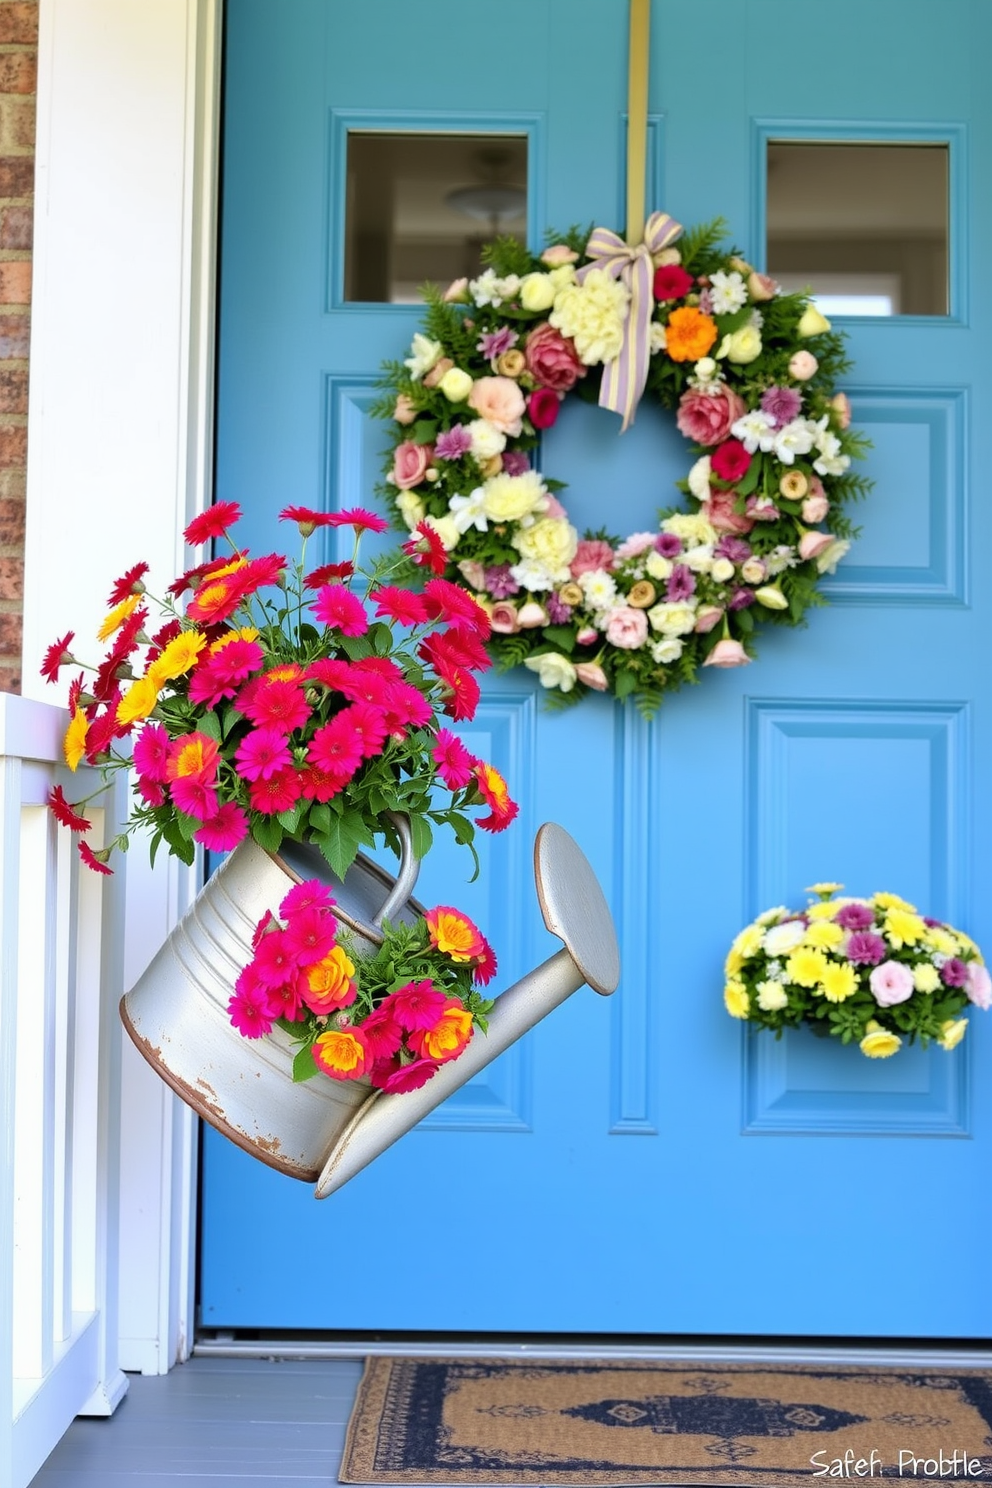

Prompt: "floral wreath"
[376,215,871,714]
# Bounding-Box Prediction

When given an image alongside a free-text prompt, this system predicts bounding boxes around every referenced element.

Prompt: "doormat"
[339,1358,992,1485]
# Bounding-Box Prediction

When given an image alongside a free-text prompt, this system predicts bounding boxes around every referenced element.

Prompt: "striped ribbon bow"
[576,210,684,432]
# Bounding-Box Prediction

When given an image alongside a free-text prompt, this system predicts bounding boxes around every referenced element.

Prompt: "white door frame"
[22,0,222,1373]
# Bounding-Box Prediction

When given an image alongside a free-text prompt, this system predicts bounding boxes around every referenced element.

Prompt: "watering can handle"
[370,812,420,929]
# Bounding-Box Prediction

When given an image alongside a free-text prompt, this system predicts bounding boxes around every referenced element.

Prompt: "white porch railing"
[0,693,127,1488]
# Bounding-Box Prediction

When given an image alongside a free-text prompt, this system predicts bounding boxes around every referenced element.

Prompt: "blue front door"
[201,0,992,1337]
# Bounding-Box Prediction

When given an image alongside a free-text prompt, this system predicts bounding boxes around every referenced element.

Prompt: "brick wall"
[0,1,35,694]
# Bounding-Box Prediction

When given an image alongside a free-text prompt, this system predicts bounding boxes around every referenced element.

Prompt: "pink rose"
[443,277,469,302]
[528,387,561,430]
[605,606,648,649]
[540,244,579,266]
[570,539,616,577]
[831,392,852,429]
[748,270,778,301]
[393,394,417,426]
[967,962,992,1010]
[789,350,818,381]
[467,376,526,436]
[869,960,914,1006]
[392,441,433,490]
[703,638,750,668]
[575,661,608,690]
[422,356,454,389]
[801,493,830,523]
[615,531,658,560]
[576,626,599,646]
[676,385,746,447]
[457,558,486,590]
[745,494,779,522]
[798,530,835,562]
[517,600,549,628]
[702,489,755,535]
[525,322,586,392]
[695,605,724,633]
[543,494,568,520]
[490,601,520,634]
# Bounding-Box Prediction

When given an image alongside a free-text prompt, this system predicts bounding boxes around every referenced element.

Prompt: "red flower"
[304,561,354,590]
[373,586,430,626]
[311,583,369,636]
[438,665,481,723]
[79,840,113,876]
[403,520,447,575]
[239,552,287,593]
[278,505,335,534]
[41,631,75,684]
[249,767,303,815]
[240,678,311,733]
[710,438,752,483]
[106,562,149,607]
[473,938,498,986]
[298,763,347,803]
[184,501,242,547]
[470,759,519,833]
[653,264,694,301]
[326,506,390,534]
[528,386,561,430]
[420,625,492,675]
[48,784,91,832]
[422,579,490,637]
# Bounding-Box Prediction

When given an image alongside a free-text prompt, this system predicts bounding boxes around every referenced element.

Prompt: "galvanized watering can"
[120,821,620,1199]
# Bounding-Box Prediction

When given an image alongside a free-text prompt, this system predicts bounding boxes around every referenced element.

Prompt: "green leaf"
[292,1044,319,1083]
[252,816,284,854]
[736,455,761,498]
[614,668,637,699]
[318,813,366,879]
[159,817,195,866]
[543,624,576,654]
[198,710,223,744]
[408,814,433,861]
[308,802,331,835]
[277,803,306,833]
[412,419,438,445]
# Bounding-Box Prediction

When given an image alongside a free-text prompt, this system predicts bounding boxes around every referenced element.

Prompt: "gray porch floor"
[30,1357,366,1487]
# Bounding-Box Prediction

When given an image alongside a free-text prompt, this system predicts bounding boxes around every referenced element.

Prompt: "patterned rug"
[339,1358,992,1484]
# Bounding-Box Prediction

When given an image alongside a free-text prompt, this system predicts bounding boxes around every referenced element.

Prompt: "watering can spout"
[314,822,619,1199]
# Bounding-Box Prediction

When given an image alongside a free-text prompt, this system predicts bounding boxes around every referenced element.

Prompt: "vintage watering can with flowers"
[43,501,619,1195]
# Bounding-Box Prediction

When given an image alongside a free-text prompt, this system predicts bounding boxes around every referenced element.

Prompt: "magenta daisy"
[373,586,430,626]
[370,1057,441,1092]
[311,583,369,636]
[248,767,303,815]
[283,906,337,967]
[228,965,275,1039]
[422,578,490,635]
[307,713,364,780]
[194,802,249,851]
[132,722,171,784]
[183,501,242,547]
[386,979,447,1031]
[240,678,311,733]
[431,727,474,789]
[234,726,293,782]
[326,506,389,534]
[279,880,336,918]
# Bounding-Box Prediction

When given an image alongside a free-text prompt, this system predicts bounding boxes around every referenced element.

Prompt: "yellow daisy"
[784,946,829,988]
[804,920,845,950]
[872,891,917,913]
[818,960,859,1002]
[724,981,750,1019]
[96,593,141,643]
[63,707,89,770]
[884,909,926,948]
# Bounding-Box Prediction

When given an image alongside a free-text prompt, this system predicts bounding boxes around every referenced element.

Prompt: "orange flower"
[408,1000,474,1062]
[166,731,219,781]
[664,305,718,363]
[312,1027,370,1080]
[423,905,486,962]
[471,760,519,833]
[301,945,356,1012]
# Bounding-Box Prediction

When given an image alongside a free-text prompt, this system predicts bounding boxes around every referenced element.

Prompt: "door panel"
[202,0,992,1336]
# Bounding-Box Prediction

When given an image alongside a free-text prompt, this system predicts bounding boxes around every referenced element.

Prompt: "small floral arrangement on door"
[41,501,517,881]
[232,879,497,1093]
[724,884,990,1057]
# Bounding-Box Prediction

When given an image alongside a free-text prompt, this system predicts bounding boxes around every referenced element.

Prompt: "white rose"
[512,516,579,577]
[723,325,763,363]
[439,367,474,402]
[763,920,807,956]
[468,418,506,462]
[687,454,712,502]
[396,491,425,530]
[684,544,714,574]
[647,601,697,637]
[650,637,683,664]
[816,538,850,574]
[740,558,767,585]
[710,557,735,584]
[645,551,673,582]
[481,471,548,523]
[757,980,789,1012]
[519,272,557,312]
[524,651,577,692]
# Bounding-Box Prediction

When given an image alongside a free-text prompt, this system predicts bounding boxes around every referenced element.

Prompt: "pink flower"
[653,264,694,300]
[570,539,615,577]
[249,767,303,815]
[283,906,337,966]
[423,577,490,635]
[373,586,430,626]
[432,727,475,789]
[194,802,249,851]
[170,775,219,822]
[443,276,469,302]
[694,605,724,633]
[524,322,585,392]
[421,356,453,389]
[234,726,292,782]
[711,439,752,483]
[490,600,520,634]
[308,712,364,780]
[370,1057,441,1092]
[280,880,336,918]
[540,244,579,267]
[676,385,746,447]
[312,584,369,636]
[802,493,830,523]
[789,350,819,381]
[575,661,608,691]
[703,638,750,668]
[133,722,171,784]
[359,1005,404,1062]
[869,960,915,1006]
[748,270,778,301]
[228,965,274,1039]
[576,626,598,645]
[251,928,297,990]
[467,376,526,435]
[517,600,549,628]
[615,531,659,560]
[393,393,417,425]
[799,530,835,562]
[966,962,992,1010]
[831,392,852,429]
[528,386,561,429]
[386,979,447,1032]
[605,606,648,650]
[240,678,311,733]
[391,440,433,490]
[702,489,755,535]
